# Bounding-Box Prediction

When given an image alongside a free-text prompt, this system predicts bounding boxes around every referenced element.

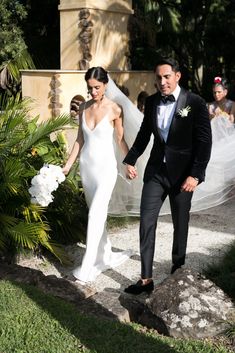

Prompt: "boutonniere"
[177,106,191,117]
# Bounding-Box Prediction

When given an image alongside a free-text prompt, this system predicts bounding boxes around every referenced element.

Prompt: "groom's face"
[155,64,181,96]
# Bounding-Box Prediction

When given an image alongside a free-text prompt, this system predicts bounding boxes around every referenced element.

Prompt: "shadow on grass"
[10,280,177,353]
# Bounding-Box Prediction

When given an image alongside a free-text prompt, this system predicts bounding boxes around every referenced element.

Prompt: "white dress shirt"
[157,85,181,142]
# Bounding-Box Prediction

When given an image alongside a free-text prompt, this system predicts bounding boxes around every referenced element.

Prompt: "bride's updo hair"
[85,66,109,84]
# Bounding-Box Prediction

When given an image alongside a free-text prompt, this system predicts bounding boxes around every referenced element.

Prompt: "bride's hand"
[126,165,137,179]
[62,165,71,175]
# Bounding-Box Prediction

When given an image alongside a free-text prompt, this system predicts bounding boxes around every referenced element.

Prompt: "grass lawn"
[0,280,232,353]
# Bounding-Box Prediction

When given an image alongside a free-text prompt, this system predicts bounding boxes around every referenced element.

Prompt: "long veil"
[106,76,152,216]
[190,117,235,211]
[106,76,235,216]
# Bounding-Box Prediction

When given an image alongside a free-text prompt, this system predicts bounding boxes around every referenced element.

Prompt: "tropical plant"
[0,94,80,263]
[0,49,35,97]
[129,0,235,100]
[22,0,60,69]
[0,0,28,64]
[45,162,88,246]
[0,0,33,96]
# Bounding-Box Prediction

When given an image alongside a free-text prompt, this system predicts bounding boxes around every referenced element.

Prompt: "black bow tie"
[160,94,175,104]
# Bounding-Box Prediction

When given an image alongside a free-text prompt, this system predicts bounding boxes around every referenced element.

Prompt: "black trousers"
[140,164,193,278]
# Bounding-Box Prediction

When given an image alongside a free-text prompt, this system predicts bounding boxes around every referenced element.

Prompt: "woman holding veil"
[193,76,235,211]
[208,76,235,123]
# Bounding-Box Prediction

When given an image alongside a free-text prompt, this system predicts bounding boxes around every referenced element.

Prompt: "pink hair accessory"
[214,76,222,84]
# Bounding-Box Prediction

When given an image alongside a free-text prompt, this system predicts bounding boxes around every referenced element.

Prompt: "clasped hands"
[126,165,138,180]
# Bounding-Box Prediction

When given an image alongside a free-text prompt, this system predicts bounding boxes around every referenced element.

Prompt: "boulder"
[147,268,235,339]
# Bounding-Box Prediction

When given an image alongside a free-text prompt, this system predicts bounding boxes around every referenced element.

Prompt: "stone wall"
[21,69,156,150]
[59,0,133,70]
[21,69,155,120]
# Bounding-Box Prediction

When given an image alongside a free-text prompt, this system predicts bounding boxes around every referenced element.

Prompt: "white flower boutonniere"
[177,106,191,117]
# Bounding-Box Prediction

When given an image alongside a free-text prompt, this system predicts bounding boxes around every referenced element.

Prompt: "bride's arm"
[230,101,235,123]
[113,106,129,156]
[62,113,84,175]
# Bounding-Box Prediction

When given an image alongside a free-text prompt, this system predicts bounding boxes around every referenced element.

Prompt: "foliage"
[22,0,60,69]
[0,0,34,97]
[203,240,235,302]
[203,240,235,341]
[130,0,235,100]
[45,163,88,245]
[0,49,35,97]
[0,94,80,263]
[0,0,28,64]
[0,280,231,353]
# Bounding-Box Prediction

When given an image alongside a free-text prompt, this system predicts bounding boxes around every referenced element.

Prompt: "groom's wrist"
[192,176,199,182]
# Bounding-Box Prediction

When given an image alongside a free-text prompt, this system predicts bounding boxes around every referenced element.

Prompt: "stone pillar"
[59,0,133,70]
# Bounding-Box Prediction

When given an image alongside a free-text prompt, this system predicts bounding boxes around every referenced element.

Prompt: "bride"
[63,66,133,283]
[106,75,235,216]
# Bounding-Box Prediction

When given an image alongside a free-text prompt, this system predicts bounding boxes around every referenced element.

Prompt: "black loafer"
[171,264,181,274]
[124,280,154,295]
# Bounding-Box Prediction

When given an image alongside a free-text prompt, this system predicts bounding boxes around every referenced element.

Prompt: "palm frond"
[22,204,45,223]
[43,240,72,265]
[0,49,35,84]
[20,114,72,154]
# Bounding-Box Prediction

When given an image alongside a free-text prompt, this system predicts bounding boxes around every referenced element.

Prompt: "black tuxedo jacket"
[123,88,212,185]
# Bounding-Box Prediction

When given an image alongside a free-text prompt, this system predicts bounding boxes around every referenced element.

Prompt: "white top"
[157,84,181,142]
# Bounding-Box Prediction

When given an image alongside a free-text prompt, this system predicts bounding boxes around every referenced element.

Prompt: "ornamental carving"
[48,74,62,117]
[78,9,93,70]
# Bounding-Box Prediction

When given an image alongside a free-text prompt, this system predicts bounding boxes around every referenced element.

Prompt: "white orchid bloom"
[29,164,65,207]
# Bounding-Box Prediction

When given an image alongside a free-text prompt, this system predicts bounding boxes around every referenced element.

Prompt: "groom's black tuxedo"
[124,88,212,186]
[123,87,212,279]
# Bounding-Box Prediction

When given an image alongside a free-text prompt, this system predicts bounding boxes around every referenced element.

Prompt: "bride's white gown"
[72,112,131,282]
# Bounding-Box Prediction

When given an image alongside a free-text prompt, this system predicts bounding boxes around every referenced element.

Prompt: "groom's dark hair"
[155,57,180,73]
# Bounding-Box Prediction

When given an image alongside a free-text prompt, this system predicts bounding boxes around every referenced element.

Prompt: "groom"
[123,57,212,294]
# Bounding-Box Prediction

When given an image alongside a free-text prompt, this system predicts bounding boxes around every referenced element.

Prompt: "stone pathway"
[18,198,235,293]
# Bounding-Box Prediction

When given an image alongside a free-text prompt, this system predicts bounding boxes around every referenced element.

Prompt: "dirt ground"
[17,198,235,293]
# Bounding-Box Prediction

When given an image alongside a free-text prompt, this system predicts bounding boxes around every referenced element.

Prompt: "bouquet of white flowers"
[29,164,66,206]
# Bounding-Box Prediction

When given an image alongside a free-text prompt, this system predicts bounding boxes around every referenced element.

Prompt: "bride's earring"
[87,91,90,99]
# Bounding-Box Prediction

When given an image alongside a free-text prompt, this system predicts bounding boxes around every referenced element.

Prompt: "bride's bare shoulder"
[106,98,122,117]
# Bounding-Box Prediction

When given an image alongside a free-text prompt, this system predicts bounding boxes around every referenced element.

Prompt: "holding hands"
[126,164,138,179]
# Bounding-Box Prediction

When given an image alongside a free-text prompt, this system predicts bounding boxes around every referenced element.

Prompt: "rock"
[79,290,130,322]
[1,262,234,341]
[119,294,169,335]
[147,268,235,339]
[0,263,96,301]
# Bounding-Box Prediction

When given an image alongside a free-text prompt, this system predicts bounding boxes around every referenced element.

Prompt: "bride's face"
[87,78,107,101]
[213,85,227,102]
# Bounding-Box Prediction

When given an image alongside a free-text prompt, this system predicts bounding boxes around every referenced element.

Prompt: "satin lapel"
[167,88,188,140]
[153,93,164,143]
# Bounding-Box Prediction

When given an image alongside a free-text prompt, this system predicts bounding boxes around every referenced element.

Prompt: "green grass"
[0,280,231,353]
[204,242,235,299]
[107,215,139,230]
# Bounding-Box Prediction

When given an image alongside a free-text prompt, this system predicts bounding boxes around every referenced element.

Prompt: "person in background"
[137,91,149,113]
[208,76,235,123]
[70,94,85,121]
